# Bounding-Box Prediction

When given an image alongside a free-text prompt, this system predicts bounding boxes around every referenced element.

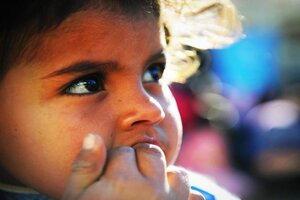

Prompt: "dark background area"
[173,1,300,199]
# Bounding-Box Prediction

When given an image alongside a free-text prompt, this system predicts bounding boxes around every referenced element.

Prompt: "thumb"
[62,133,107,200]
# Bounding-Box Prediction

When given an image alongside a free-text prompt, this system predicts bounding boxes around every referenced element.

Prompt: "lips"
[112,125,169,159]
[131,134,164,151]
[122,127,167,153]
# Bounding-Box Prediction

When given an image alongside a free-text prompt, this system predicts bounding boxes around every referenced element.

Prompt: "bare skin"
[62,135,204,200]
[0,10,204,200]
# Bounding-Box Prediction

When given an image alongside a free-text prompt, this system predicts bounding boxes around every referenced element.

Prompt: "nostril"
[131,120,150,127]
[129,112,165,127]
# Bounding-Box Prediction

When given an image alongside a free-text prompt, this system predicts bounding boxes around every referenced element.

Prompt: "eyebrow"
[42,49,165,79]
[42,61,118,79]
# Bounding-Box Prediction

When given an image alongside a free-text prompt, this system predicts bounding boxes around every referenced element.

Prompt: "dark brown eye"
[64,74,104,95]
[143,63,165,83]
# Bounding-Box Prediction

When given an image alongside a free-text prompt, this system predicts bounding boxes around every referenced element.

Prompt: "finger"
[167,166,190,199]
[62,133,106,200]
[189,190,206,200]
[105,146,139,178]
[133,143,166,181]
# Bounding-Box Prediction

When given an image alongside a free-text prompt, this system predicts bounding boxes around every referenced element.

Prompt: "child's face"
[0,11,182,197]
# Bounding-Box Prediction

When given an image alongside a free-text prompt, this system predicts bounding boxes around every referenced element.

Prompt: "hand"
[62,133,200,200]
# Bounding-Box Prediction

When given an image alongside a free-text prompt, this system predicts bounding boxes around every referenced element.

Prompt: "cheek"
[0,70,78,196]
[160,85,183,165]
[0,96,114,197]
[0,110,85,196]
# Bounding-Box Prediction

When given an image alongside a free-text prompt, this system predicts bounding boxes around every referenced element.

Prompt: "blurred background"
[171,0,300,199]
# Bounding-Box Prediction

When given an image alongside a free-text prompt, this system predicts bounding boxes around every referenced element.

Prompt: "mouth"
[113,127,169,160]
[129,131,167,156]
[131,136,161,149]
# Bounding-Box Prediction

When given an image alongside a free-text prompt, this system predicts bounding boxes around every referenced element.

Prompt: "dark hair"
[0,0,160,79]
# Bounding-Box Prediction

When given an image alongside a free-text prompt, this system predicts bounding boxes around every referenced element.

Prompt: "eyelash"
[62,73,105,96]
[62,62,165,96]
[143,62,165,83]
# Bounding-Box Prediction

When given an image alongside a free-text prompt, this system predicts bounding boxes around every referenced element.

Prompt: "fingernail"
[82,133,96,151]
[133,143,164,156]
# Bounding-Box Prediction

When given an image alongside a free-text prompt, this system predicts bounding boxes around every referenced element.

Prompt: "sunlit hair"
[160,0,243,83]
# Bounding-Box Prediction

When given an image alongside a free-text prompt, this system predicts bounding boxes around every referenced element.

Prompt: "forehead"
[29,10,161,72]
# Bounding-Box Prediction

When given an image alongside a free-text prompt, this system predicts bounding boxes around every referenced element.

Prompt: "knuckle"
[170,169,189,185]
[72,159,98,174]
[168,168,191,199]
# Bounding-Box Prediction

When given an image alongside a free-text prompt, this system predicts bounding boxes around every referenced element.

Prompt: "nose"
[117,90,166,131]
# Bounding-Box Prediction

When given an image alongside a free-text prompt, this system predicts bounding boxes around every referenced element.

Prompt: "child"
[0,0,242,199]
